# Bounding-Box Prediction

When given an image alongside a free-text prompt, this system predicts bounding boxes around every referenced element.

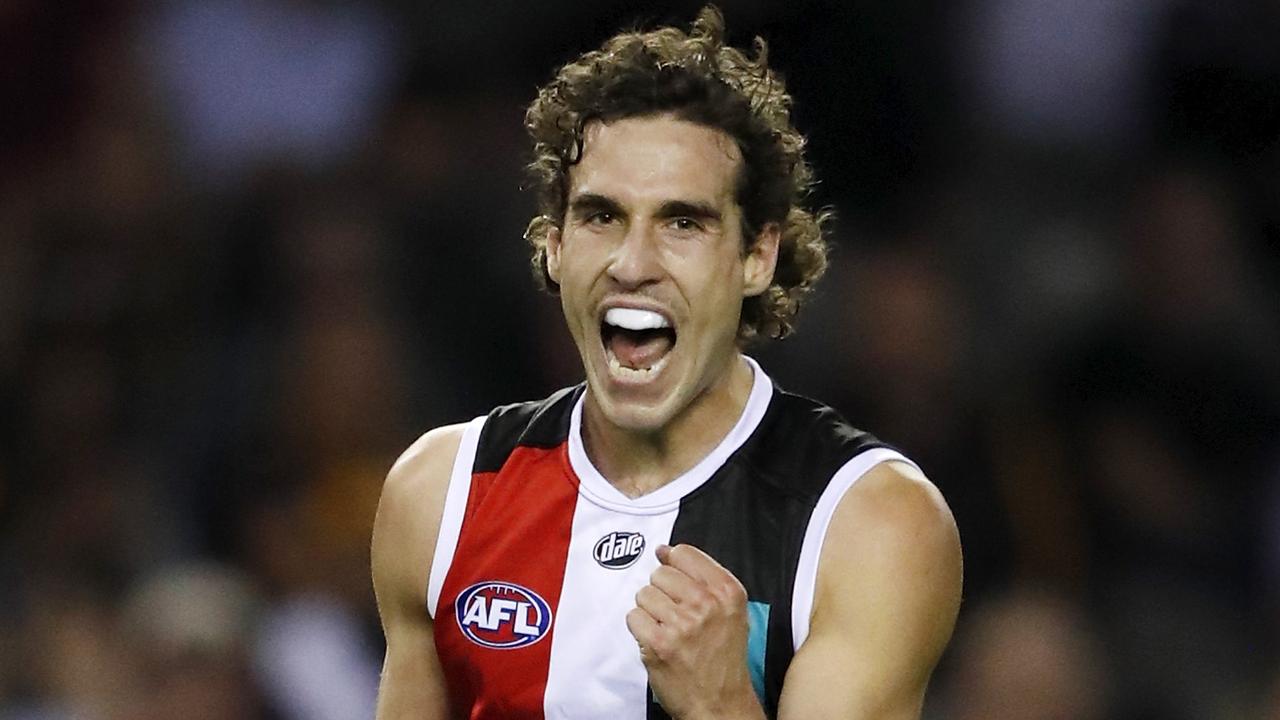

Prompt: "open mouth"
[600,307,677,378]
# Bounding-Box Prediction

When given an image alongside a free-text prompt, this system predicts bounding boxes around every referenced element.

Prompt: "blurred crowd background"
[2,0,1278,718]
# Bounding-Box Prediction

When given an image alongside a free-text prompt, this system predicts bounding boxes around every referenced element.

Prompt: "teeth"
[604,307,669,331]
[606,349,671,378]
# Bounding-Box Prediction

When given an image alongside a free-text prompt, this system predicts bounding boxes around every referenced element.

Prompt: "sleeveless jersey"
[428,357,915,719]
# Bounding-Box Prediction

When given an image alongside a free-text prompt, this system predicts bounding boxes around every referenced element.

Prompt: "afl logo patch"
[593,531,646,569]
[455,581,552,649]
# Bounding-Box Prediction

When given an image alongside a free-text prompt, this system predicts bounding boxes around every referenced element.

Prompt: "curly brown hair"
[523,5,829,341]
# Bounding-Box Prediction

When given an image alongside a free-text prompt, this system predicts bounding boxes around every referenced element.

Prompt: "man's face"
[546,114,778,433]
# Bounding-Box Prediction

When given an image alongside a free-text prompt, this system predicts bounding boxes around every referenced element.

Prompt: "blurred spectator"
[959,0,1170,147]
[253,593,380,720]
[932,587,1109,720]
[121,563,276,720]
[143,0,401,188]
[1041,161,1280,718]
[5,578,136,720]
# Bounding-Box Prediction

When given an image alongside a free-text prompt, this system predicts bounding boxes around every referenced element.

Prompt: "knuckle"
[723,579,747,604]
[677,613,703,636]
[670,544,694,563]
[686,591,712,616]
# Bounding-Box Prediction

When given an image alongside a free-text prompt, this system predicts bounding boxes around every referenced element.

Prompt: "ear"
[742,222,780,297]
[545,223,563,285]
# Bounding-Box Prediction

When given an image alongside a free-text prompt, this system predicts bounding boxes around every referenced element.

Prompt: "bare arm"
[778,461,963,719]
[371,424,467,720]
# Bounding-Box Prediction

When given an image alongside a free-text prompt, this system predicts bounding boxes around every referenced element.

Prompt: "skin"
[371,115,962,719]
[546,115,779,496]
[371,425,461,720]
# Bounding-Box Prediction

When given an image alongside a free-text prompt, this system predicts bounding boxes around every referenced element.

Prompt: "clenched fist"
[625,544,767,720]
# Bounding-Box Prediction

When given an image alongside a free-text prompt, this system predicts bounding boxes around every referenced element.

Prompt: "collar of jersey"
[566,355,773,515]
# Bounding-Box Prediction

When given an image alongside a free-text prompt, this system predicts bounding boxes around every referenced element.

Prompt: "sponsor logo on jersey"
[593,531,646,569]
[455,581,552,649]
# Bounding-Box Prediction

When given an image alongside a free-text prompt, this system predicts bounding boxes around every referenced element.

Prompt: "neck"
[581,355,755,498]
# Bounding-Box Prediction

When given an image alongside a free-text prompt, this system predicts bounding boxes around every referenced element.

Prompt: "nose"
[607,222,663,289]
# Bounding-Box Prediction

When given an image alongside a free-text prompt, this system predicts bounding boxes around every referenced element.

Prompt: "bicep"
[778,462,962,720]
[779,632,921,720]
[371,424,467,719]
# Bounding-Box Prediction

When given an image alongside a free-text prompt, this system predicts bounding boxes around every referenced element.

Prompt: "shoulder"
[834,461,958,554]
[372,423,471,611]
[382,423,471,521]
[820,460,961,604]
[779,460,961,716]
[815,460,962,664]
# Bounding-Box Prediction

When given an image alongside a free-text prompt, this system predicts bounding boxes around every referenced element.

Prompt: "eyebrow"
[566,194,724,225]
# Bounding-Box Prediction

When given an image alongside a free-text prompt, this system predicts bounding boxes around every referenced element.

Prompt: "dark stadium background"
[2,1,1278,718]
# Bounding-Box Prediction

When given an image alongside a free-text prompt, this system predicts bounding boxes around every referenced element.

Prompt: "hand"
[625,544,766,720]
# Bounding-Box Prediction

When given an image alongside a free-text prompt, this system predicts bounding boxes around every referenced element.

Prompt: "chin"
[597,397,677,434]
[585,372,681,434]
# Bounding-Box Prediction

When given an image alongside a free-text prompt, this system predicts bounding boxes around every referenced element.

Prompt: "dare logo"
[593,531,646,569]
[454,581,553,649]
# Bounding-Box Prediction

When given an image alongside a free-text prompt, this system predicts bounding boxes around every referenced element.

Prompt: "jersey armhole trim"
[426,415,487,619]
[790,447,920,651]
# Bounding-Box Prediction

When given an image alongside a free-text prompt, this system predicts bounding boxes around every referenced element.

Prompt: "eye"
[587,211,617,226]
[670,217,703,233]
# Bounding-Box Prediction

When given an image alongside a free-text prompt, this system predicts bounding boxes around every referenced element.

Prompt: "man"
[371,7,961,719]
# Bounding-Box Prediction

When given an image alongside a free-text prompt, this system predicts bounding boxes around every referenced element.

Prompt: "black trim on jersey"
[472,385,582,473]
[649,385,887,719]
